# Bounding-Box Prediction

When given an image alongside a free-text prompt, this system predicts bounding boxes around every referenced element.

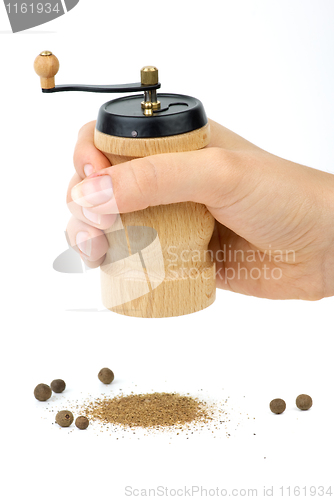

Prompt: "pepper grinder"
[34,51,216,318]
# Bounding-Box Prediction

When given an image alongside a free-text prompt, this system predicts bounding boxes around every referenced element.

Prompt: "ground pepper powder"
[80,392,212,429]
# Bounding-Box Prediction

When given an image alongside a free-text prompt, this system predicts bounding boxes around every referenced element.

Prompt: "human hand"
[66,119,334,300]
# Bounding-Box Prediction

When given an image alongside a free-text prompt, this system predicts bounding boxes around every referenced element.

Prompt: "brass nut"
[141,100,160,111]
[141,66,159,86]
[152,101,161,110]
[141,101,153,110]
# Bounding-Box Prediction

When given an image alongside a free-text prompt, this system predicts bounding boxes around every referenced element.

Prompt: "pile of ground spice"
[80,392,212,429]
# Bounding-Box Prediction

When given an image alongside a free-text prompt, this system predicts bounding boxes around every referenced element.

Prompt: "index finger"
[73,121,112,179]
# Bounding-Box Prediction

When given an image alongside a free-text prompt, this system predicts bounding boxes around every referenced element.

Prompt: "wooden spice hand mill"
[34,51,216,318]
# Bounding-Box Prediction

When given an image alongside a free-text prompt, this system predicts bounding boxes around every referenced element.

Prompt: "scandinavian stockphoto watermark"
[54,228,296,311]
[55,234,295,283]
[3,0,80,33]
[166,244,296,284]
[55,186,296,307]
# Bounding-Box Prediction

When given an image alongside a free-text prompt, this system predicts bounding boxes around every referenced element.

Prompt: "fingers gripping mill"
[34,51,216,318]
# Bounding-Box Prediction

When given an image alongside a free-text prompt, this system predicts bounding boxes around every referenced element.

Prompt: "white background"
[0,1,333,499]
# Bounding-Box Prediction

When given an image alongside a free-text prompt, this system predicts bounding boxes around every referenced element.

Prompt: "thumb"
[70,147,240,214]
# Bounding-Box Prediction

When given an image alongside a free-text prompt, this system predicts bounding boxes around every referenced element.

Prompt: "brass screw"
[140,66,160,114]
[40,50,53,56]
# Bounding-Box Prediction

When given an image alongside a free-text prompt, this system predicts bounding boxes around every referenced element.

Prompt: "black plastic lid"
[96,93,207,138]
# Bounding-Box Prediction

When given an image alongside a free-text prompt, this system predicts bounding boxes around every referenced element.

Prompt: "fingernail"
[83,207,101,225]
[83,164,94,177]
[71,175,113,207]
[76,231,92,257]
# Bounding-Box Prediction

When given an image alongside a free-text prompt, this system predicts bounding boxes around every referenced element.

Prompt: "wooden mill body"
[33,52,216,318]
[94,123,216,318]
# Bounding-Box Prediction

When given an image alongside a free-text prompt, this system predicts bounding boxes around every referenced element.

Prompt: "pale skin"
[66,119,334,300]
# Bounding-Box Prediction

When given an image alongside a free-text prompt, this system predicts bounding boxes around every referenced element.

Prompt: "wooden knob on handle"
[34,51,59,89]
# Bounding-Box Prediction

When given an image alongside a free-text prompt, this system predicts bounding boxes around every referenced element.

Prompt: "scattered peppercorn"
[98,368,114,384]
[34,383,52,401]
[270,398,286,414]
[56,410,74,427]
[75,416,89,430]
[51,379,66,393]
[296,394,312,410]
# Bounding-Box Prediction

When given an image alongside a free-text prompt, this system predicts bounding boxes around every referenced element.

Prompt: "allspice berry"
[51,379,66,393]
[75,416,89,430]
[56,410,74,427]
[34,383,52,401]
[270,398,286,414]
[296,394,312,410]
[98,367,114,384]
